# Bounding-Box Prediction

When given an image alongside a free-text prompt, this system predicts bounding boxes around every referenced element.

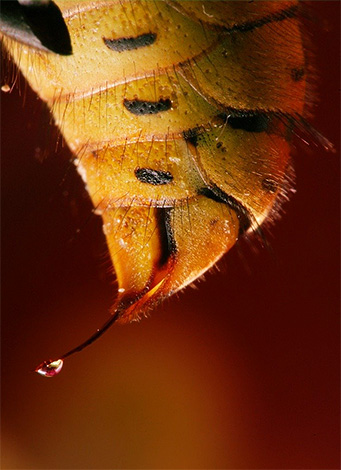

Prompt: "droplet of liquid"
[1,84,10,93]
[35,359,63,377]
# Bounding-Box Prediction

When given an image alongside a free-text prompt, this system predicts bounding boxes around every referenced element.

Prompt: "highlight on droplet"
[35,359,64,377]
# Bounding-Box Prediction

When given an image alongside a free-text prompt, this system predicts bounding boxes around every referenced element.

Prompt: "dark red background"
[1,2,339,468]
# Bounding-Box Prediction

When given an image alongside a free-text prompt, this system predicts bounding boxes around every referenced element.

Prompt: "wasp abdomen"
[2,0,307,346]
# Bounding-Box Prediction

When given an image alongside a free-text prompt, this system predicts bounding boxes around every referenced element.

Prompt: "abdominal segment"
[102,197,239,323]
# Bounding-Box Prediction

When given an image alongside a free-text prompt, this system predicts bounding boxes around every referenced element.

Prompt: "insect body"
[1,0,307,375]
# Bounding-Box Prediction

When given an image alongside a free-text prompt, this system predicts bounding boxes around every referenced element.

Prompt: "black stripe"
[217,111,271,133]
[123,98,171,115]
[103,32,156,52]
[168,2,297,34]
[227,4,298,33]
[135,167,174,186]
[198,185,252,236]
[228,114,270,133]
[156,208,177,267]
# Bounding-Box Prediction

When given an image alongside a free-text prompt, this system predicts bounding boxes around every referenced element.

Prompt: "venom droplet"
[35,359,63,377]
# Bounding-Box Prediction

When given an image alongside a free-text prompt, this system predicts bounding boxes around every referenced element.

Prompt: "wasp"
[0,0,331,376]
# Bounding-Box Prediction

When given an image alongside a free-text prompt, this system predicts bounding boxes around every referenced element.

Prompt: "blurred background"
[1,2,339,469]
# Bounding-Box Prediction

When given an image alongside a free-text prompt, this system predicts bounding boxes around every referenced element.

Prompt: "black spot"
[228,113,270,132]
[134,167,174,186]
[262,178,278,193]
[216,141,227,152]
[103,32,156,52]
[182,127,200,147]
[291,67,305,82]
[123,98,171,115]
